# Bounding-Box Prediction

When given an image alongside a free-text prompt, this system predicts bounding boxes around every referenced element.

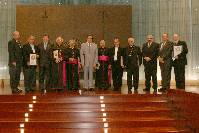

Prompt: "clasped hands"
[55,57,63,63]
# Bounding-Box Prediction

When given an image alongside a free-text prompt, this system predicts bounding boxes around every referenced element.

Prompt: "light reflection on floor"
[0,83,199,95]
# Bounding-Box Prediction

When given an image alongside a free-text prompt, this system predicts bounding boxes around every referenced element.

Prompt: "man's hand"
[81,64,84,70]
[108,65,111,69]
[144,57,151,62]
[158,57,164,63]
[93,64,96,69]
[12,62,16,66]
[121,64,125,68]
[69,58,74,62]
[55,58,60,63]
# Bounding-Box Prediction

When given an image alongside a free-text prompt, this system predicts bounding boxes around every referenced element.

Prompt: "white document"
[53,50,59,59]
[29,54,37,65]
[173,45,182,57]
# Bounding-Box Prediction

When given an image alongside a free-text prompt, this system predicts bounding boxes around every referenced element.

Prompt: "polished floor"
[0,80,197,132]
[0,80,199,95]
[0,91,194,133]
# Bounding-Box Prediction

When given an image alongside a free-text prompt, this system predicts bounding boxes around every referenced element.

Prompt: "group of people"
[8,31,188,94]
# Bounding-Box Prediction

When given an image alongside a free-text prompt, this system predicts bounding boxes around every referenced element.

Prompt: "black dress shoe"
[134,89,138,94]
[159,88,166,92]
[143,88,150,92]
[89,88,94,91]
[25,90,30,94]
[128,90,132,94]
[12,89,22,94]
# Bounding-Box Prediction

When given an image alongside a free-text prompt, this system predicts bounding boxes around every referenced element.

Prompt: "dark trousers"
[96,61,109,89]
[160,62,172,89]
[174,64,185,89]
[51,62,64,89]
[66,64,79,90]
[127,66,139,90]
[24,67,36,92]
[112,62,123,90]
[144,64,157,90]
[9,66,21,91]
[39,65,51,90]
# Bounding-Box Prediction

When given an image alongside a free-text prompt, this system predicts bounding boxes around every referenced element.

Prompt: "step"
[0,127,192,133]
[0,94,167,102]
[0,119,187,128]
[0,110,176,120]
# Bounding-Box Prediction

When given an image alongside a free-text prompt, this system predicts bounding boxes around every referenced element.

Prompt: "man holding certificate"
[172,34,188,89]
[23,35,39,93]
[51,36,66,91]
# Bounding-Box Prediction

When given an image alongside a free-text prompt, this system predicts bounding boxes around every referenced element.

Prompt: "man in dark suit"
[38,34,52,92]
[124,37,142,93]
[142,35,159,92]
[23,35,39,93]
[158,33,173,92]
[172,33,188,89]
[109,37,124,91]
[8,31,23,94]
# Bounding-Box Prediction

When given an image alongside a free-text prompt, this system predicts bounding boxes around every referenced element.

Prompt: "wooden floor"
[0,81,198,132]
[0,91,195,132]
[0,80,199,95]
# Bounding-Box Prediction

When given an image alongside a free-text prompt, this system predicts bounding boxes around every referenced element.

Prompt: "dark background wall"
[16,5,132,47]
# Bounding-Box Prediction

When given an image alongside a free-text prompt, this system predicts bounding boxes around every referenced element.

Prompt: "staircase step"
[0,127,192,133]
[0,119,187,128]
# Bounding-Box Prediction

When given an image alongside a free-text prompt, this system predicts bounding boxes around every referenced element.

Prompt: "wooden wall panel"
[16,5,132,47]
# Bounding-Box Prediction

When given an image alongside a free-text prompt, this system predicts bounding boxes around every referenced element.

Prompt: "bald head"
[28,35,35,45]
[128,37,135,46]
[12,31,20,40]
[173,33,180,43]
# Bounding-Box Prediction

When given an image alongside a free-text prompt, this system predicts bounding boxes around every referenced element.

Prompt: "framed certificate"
[174,45,182,57]
[53,50,59,59]
[29,54,37,65]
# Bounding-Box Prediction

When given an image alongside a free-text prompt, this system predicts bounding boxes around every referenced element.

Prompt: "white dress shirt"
[30,44,35,53]
[114,47,118,61]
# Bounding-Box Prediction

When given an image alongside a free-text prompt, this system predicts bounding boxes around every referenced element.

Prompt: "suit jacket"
[124,45,142,68]
[38,42,53,67]
[109,47,124,66]
[159,41,173,66]
[142,42,159,66]
[80,42,98,67]
[173,40,188,65]
[23,43,39,68]
[8,39,23,67]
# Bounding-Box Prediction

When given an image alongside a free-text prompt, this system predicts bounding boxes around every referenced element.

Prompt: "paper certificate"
[29,54,37,65]
[53,50,59,59]
[173,45,182,57]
